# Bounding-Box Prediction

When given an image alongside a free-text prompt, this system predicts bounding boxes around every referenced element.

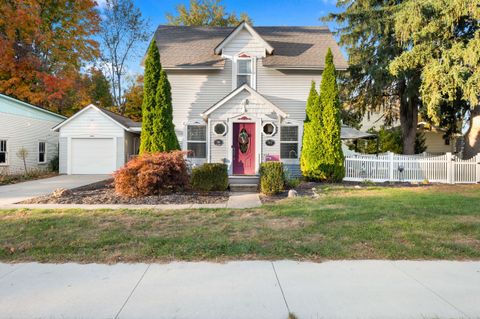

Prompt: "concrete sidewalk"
[0,192,262,210]
[0,260,478,319]
[0,174,110,205]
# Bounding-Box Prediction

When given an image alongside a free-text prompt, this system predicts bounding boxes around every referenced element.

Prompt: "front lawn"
[1,184,479,263]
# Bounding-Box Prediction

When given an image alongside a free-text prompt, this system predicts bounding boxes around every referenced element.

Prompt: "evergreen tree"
[152,69,180,152]
[318,49,345,182]
[300,81,321,178]
[140,40,162,154]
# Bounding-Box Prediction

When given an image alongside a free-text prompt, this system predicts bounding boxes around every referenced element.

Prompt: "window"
[38,141,46,163]
[187,125,207,158]
[0,140,7,164]
[213,122,227,136]
[280,126,299,159]
[262,122,276,136]
[237,58,253,87]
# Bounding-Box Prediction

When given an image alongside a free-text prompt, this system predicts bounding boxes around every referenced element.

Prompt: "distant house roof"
[53,104,141,132]
[150,24,348,70]
[97,107,141,129]
[0,93,66,121]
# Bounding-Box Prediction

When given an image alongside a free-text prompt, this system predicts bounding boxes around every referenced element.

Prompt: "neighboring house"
[361,112,459,154]
[0,94,66,175]
[53,105,140,174]
[156,22,347,176]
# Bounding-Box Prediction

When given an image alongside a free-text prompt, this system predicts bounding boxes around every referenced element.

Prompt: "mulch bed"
[21,179,229,205]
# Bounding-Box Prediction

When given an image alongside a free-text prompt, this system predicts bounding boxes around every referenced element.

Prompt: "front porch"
[184,84,303,178]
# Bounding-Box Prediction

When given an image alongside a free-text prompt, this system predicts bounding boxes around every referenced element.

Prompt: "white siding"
[209,90,279,120]
[167,60,233,142]
[210,120,228,164]
[59,137,67,174]
[257,62,322,122]
[59,107,125,138]
[222,29,267,58]
[0,113,60,174]
[423,131,456,154]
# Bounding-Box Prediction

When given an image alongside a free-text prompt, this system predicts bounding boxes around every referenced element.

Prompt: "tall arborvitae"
[317,48,345,181]
[300,81,321,178]
[152,69,180,151]
[139,40,162,154]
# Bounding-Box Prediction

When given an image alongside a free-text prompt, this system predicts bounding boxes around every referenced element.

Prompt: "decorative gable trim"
[200,84,288,120]
[52,104,130,132]
[214,22,274,55]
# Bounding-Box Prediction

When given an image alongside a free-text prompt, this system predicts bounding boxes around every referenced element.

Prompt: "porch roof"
[200,84,288,120]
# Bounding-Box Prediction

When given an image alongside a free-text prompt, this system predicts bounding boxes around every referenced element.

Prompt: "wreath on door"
[238,128,250,154]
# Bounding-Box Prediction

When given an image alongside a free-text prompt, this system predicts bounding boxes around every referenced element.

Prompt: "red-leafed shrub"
[114,151,189,197]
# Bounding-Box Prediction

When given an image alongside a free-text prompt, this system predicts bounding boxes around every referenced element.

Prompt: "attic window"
[237,58,253,88]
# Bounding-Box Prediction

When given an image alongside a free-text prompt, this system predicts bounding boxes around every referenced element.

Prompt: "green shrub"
[49,155,59,172]
[191,163,228,192]
[259,162,285,195]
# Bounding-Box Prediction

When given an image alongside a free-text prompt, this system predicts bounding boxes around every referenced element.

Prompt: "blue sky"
[102,0,343,75]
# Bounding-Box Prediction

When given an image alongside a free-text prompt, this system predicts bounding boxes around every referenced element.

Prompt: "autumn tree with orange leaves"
[0,0,100,114]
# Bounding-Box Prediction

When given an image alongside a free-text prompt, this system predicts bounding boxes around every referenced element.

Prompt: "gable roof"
[214,22,274,55]
[201,84,288,119]
[0,93,66,121]
[151,25,348,70]
[53,104,141,132]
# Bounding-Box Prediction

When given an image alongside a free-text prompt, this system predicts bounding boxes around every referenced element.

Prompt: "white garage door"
[71,138,116,174]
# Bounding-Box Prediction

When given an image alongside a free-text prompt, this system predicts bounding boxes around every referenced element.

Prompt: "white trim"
[0,138,8,166]
[214,22,274,55]
[53,104,130,132]
[213,121,228,137]
[184,120,207,160]
[200,84,288,119]
[233,56,256,90]
[263,65,349,71]
[262,122,277,137]
[0,93,66,120]
[280,119,303,165]
[37,140,47,164]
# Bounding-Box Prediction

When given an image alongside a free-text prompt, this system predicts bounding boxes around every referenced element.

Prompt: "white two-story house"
[158,22,347,176]
[55,22,347,176]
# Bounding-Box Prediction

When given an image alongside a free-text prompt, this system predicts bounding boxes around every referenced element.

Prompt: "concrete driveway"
[0,174,110,205]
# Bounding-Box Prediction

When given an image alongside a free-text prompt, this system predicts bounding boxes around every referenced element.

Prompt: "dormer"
[215,22,274,90]
[214,22,274,58]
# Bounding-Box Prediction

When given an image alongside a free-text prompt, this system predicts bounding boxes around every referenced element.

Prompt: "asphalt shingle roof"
[97,108,141,128]
[152,25,348,70]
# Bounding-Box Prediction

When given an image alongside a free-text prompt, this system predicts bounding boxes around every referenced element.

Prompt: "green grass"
[0,184,479,263]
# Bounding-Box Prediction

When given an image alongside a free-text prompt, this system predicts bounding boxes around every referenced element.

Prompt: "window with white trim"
[237,58,253,88]
[280,126,299,159]
[0,140,7,164]
[187,125,207,158]
[38,141,46,163]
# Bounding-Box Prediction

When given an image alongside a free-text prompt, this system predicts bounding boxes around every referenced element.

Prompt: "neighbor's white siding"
[0,113,60,174]
[222,29,267,58]
[59,137,67,174]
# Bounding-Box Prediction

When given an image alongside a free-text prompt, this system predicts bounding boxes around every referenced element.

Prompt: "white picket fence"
[344,152,480,184]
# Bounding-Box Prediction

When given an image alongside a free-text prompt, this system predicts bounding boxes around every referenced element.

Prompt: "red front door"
[233,123,256,175]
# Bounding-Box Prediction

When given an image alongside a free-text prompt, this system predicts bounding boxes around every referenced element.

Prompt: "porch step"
[229,175,259,192]
[229,175,260,185]
[229,184,259,193]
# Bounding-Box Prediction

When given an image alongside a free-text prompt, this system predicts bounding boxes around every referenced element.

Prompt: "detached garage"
[53,105,140,175]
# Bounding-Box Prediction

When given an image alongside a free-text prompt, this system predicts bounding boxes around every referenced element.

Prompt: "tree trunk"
[399,82,418,155]
[463,105,480,159]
